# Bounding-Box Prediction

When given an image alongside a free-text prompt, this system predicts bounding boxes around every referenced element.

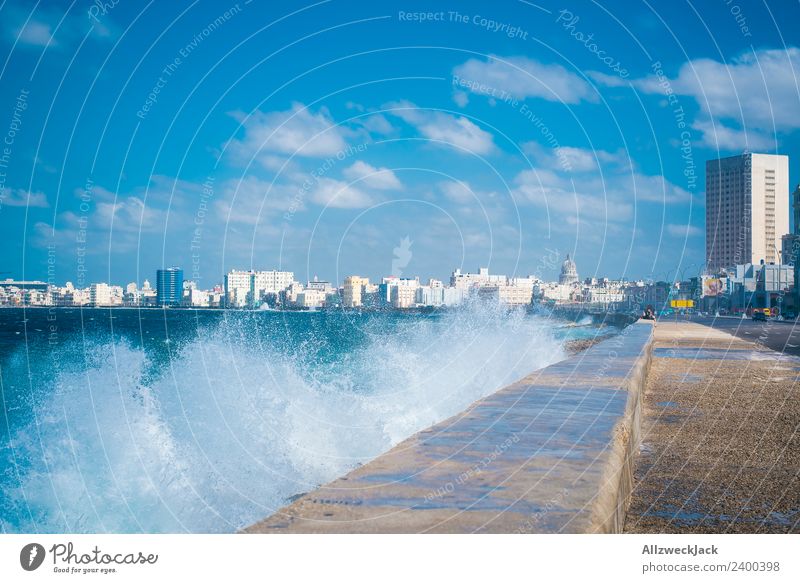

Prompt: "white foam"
[2,302,564,533]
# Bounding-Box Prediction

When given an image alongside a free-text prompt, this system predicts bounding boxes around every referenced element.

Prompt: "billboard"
[670,299,695,308]
[702,276,724,297]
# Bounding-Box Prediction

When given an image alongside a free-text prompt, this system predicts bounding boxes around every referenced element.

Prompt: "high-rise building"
[156,267,184,306]
[705,153,789,272]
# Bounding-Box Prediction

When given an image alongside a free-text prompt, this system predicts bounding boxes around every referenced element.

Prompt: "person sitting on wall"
[641,305,656,320]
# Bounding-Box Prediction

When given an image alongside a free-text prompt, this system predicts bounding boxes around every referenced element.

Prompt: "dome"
[559,254,578,285]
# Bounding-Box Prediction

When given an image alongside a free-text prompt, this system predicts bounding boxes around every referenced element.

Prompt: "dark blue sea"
[0,303,613,533]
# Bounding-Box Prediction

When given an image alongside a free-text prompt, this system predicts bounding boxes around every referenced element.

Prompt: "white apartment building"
[479,284,534,306]
[188,287,211,307]
[582,287,624,305]
[224,269,294,307]
[296,289,326,308]
[416,285,445,306]
[706,152,790,271]
[254,270,295,297]
[450,267,507,289]
[391,284,418,308]
[225,270,253,307]
[90,283,111,306]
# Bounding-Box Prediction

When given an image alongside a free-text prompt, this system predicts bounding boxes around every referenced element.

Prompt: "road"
[673,315,800,356]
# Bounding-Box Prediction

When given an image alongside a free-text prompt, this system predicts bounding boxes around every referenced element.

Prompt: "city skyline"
[1,2,799,287]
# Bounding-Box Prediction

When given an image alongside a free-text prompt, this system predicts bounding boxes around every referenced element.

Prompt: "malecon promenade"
[245,320,799,534]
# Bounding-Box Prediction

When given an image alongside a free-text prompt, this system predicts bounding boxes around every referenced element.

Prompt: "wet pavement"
[624,322,800,533]
[690,316,800,356]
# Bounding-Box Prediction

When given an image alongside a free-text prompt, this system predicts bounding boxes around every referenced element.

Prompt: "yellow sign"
[670,299,695,308]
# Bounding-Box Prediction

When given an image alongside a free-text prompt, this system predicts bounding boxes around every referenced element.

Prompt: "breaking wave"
[1,302,569,533]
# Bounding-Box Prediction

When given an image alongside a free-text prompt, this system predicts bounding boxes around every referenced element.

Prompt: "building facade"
[224,269,294,307]
[559,255,578,285]
[705,153,790,271]
[157,268,184,306]
[342,276,370,307]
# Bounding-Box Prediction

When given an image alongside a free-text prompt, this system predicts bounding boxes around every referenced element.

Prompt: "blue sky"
[0,0,798,287]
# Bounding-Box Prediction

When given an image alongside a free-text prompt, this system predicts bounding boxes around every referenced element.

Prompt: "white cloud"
[520,144,692,205]
[691,119,774,151]
[1,188,49,208]
[514,168,634,222]
[388,101,496,155]
[555,146,601,172]
[356,113,395,135]
[310,178,374,209]
[599,48,800,150]
[522,142,626,174]
[586,71,629,89]
[3,1,117,48]
[453,91,469,107]
[513,144,694,227]
[16,20,53,47]
[342,161,401,190]
[439,181,498,205]
[33,176,202,253]
[440,181,475,204]
[667,223,703,238]
[227,103,350,166]
[92,197,167,233]
[453,55,596,104]
[215,176,299,225]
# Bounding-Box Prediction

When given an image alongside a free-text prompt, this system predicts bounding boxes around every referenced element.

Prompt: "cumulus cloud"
[355,113,395,135]
[690,119,775,151]
[227,103,350,166]
[387,101,496,155]
[453,91,469,107]
[342,161,401,190]
[310,177,374,209]
[3,1,117,48]
[1,188,49,208]
[33,176,204,253]
[523,142,624,173]
[440,181,476,204]
[438,181,498,205]
[514,145,693,226]
[598,48,800,150]
[215,176,299,225]
[453,55,597,104]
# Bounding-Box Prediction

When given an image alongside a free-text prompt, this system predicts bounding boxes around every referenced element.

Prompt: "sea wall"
[245,321,655,533]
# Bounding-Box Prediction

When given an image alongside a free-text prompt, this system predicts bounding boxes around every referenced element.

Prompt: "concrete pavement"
[691,316,800,356]
[624,321,800,533]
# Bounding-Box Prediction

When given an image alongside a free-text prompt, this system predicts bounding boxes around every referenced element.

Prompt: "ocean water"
[0,302,612,533]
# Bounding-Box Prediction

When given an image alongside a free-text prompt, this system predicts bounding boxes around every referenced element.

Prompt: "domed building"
[559,254,579,285]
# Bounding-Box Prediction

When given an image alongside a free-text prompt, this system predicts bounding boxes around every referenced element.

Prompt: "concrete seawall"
[245,321,654,533]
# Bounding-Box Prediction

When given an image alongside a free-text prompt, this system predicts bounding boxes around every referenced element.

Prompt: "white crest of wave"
[2,302,565,533]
